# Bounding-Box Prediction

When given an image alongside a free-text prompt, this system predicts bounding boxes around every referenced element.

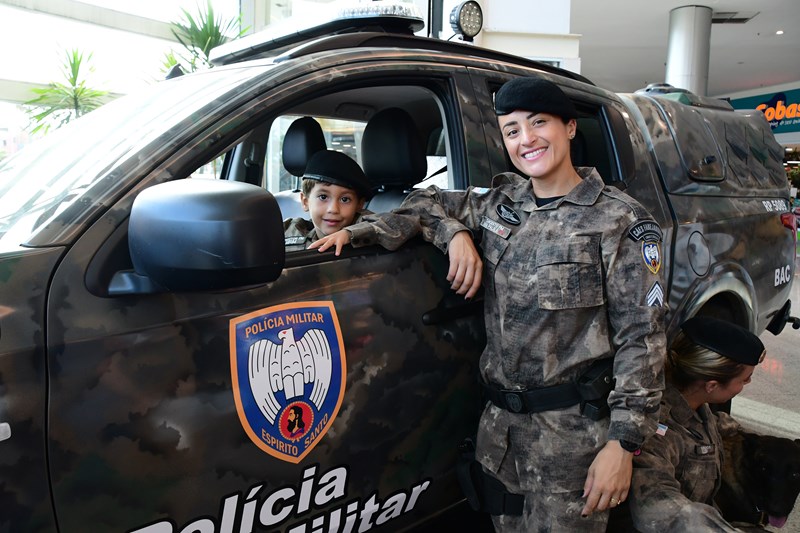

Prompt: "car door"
[44,58,487,532]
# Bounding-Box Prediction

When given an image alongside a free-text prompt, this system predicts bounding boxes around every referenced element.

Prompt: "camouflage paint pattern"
[43,235,485,531]
[0,247,64,532]
[618,94,795,337]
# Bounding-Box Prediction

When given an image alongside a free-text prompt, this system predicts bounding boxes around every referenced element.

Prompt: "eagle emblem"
[230,302,346,463]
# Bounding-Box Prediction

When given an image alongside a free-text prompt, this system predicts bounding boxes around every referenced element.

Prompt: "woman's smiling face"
[498,111,576,181]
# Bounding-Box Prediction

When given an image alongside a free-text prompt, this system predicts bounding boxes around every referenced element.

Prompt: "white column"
[461,0,581,74]
[665,5,712,95]
[239,0,274,35]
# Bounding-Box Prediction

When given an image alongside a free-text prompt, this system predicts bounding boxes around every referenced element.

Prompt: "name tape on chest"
[480,216,512,239]
[694,444,715,456]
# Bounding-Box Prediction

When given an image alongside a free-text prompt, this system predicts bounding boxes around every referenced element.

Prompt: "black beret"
[303,150,371,198]
[680,316,765,366]
[495,76,578,119]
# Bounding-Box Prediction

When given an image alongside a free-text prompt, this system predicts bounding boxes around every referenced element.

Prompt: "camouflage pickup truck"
[0,4,796,532]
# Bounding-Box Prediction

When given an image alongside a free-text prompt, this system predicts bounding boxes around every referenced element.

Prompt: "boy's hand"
[447,231,482,299]
[309,230,352,256]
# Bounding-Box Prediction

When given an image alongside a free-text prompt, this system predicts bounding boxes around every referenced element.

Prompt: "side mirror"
[128,179,284,291]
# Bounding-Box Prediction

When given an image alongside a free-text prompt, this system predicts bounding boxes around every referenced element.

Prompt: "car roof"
[210,9,594,87]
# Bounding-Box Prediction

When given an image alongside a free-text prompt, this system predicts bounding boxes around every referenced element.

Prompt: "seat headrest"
[282,116,326,177]
[570,129,587,167]
[362,108,426,189]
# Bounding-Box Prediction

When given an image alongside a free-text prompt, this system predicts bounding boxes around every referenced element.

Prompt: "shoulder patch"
[495,204,521,225]
[627,220,663,243]
[646,281,664,307]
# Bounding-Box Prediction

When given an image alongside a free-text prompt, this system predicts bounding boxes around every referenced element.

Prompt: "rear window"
[661,102,725,182]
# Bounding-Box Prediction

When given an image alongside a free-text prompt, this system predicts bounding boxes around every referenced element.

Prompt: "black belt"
[481,381,583,414]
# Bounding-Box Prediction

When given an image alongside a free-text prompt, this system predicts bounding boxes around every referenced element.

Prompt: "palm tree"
[168,1,246,73]
[24,49,109,134]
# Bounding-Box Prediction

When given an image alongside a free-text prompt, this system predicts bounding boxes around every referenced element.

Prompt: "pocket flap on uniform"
[535,236,599,266]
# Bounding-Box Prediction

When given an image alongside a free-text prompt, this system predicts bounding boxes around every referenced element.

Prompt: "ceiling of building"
[570,0,800,97]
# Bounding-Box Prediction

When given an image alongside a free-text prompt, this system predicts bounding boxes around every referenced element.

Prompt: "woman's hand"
[308,230,351,256]
[447,231,483,299]
[581,440,633,516]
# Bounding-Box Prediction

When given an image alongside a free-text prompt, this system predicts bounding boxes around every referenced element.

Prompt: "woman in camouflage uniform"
[314,76,667,532]
[626,316,765,532]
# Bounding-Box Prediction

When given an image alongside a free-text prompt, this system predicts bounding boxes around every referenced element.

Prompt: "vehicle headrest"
[282,116,327,177]
[571,129,587,167]
[362,107,426,189]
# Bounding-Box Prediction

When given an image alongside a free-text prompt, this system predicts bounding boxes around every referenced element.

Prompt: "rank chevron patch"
[646,281,664,307]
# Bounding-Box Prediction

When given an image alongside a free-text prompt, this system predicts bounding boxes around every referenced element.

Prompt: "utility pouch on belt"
[576,357,615,421]
[456,438,523,516]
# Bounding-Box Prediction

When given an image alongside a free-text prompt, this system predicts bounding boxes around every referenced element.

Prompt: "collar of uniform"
[549,167,603,208]
[488,172,537,212]
[515,167,605,212]
[662,385,697,425]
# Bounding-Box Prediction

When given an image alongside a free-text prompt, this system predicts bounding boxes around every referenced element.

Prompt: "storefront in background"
[725,85,800,205]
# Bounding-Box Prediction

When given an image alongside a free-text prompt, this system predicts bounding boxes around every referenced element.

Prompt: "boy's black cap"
[494,76,578,119]
[303,150,371,198]
[680,316,765,366]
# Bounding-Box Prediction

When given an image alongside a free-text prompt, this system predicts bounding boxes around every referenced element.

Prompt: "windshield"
[0,64,272,252]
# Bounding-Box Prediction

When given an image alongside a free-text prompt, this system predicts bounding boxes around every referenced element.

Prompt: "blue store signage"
[730,88,800,134]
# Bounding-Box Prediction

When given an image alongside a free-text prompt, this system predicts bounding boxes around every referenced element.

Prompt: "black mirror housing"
[129,179,285,291]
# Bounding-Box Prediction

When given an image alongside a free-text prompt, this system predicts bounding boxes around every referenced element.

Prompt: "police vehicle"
[0,1,797,531]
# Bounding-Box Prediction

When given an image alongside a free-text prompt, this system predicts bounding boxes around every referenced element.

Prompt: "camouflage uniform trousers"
[480,403,610,533]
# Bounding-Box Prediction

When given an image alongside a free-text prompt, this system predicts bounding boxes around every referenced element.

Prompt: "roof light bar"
[210,1,424,65]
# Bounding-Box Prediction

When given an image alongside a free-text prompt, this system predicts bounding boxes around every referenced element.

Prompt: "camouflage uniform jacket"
[628,385,743,532]
[283,211,407,251]
[369,168,666,480]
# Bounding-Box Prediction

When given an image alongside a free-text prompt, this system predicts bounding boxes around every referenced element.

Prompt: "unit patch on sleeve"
[627,220,663,243]
[646,281,664,307]
[628,220,663,274]
[229,301,346,464]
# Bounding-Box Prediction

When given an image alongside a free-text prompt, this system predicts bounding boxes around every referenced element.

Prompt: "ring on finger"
[610,497,619,506]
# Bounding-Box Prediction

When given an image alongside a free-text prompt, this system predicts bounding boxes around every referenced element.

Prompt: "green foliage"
[168,1,247,72]
[25,49,108,134]
[787,166,800,189]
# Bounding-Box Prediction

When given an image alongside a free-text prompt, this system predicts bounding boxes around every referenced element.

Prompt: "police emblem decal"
[495,204,521,225]
[229,302,346,464]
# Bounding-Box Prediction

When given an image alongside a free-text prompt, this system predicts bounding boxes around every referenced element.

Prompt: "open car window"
[180,83,458,252]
